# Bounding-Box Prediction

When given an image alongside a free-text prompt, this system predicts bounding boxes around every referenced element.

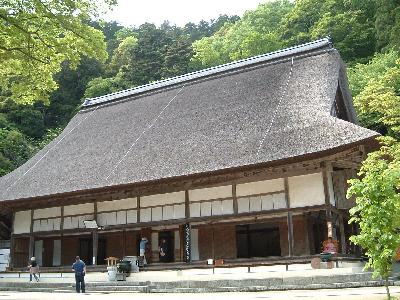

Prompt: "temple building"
[0,38,378,269]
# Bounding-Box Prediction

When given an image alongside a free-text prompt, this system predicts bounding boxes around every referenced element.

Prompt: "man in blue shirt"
[72,256,86,293]
[139,237,148,266]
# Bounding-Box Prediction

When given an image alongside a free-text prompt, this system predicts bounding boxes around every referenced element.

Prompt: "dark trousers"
[29,273,39,282]
[75,273,85,293]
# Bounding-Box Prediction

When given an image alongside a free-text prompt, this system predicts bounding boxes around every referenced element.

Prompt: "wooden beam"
[232,184,238,215]
[284,178,294,257]
[185,190,190,219]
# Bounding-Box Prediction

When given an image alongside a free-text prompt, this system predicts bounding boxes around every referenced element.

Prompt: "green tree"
[0,0,115,104]
[281,0,377,63]
[192,0,292,68]
[0,128,33,176]
[375,0,400,51]
[347,137,400,300]
[348,51,400,138]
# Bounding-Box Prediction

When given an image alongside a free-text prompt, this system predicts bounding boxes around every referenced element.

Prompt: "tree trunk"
[385,276,391,300]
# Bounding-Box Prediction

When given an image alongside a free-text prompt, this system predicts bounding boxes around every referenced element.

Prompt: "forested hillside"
[1,0,399,176]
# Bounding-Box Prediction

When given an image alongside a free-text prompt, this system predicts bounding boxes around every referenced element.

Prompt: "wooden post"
[339,214,346,254]
[211,226,215,260]
[92,202,98,265]
[28,210,34,259]
[322,162,333,237]
[122,229,127,258]
[60,206,64,266]
[92,230,98,265]
[232,184,238,214]
[9,212,15,269]
[284,178,294,257]
[137,197,141,223]
[185,191,190,219]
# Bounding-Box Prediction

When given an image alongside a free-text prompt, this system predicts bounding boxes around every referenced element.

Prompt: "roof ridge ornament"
[82,37,333,109]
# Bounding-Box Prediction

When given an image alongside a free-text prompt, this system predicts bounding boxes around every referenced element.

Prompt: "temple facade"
[0,38,378,269]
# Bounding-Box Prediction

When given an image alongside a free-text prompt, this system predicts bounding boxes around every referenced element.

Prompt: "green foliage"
[348,137,400,287]
[192,0,292,67]
[348,51,400,137]
[281,0,377,63]
[375,0,400,51]
[0,0,114,104]
[0,128,33,176]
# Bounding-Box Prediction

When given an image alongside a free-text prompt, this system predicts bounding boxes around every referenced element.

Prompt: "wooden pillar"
[9,212,15,269]
[92,202,98,265]
[185,191,190,219]
[122,229,127,258]
[284,178,294,257]
[28,210,34,259]
[137,197,141,223]
[60,206,64,266]
[232,184,238,214]
[211,226,215,259]
[92,230,98,265]
[339,214,347,254]
[322,162,333,237]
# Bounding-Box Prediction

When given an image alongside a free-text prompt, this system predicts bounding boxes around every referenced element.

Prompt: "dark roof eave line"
[0,134,378,208]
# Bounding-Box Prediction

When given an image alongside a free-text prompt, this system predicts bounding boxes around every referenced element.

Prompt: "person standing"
[159,238,168,263]
[72,256,86,293]
[139,237,148,266]
[28,257,39,282]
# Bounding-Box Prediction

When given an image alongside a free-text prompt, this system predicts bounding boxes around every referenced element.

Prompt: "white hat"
[31,257,36,260]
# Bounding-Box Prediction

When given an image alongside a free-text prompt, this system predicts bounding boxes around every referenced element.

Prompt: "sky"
[103,0,267,27]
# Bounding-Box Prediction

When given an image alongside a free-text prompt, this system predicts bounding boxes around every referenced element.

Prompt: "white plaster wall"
[13,210,31,234]
[173,204,185,219]
[236,178,284,197]
[200,202,211,216]
[212,201,222,215]
[141,208,151,222]
[64,203,94,216]
[152,207,162,221]
[33,207,61,219]
[238,197,249,213]
[249,195,262,212]
[116,211,127,224]
[221,200,233,214]
[126,210,137,224]
[288,173,325,208]
[97,198,137,212]
[190,203,201,218]
[163,206,174,220]
[261,194,273,210]
[190,228,199,261]
[189,185,232,202]
[272,193,286,209]
[141,191,185,207]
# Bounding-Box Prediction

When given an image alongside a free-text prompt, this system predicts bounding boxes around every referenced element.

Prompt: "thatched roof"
[0,38,378,202]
